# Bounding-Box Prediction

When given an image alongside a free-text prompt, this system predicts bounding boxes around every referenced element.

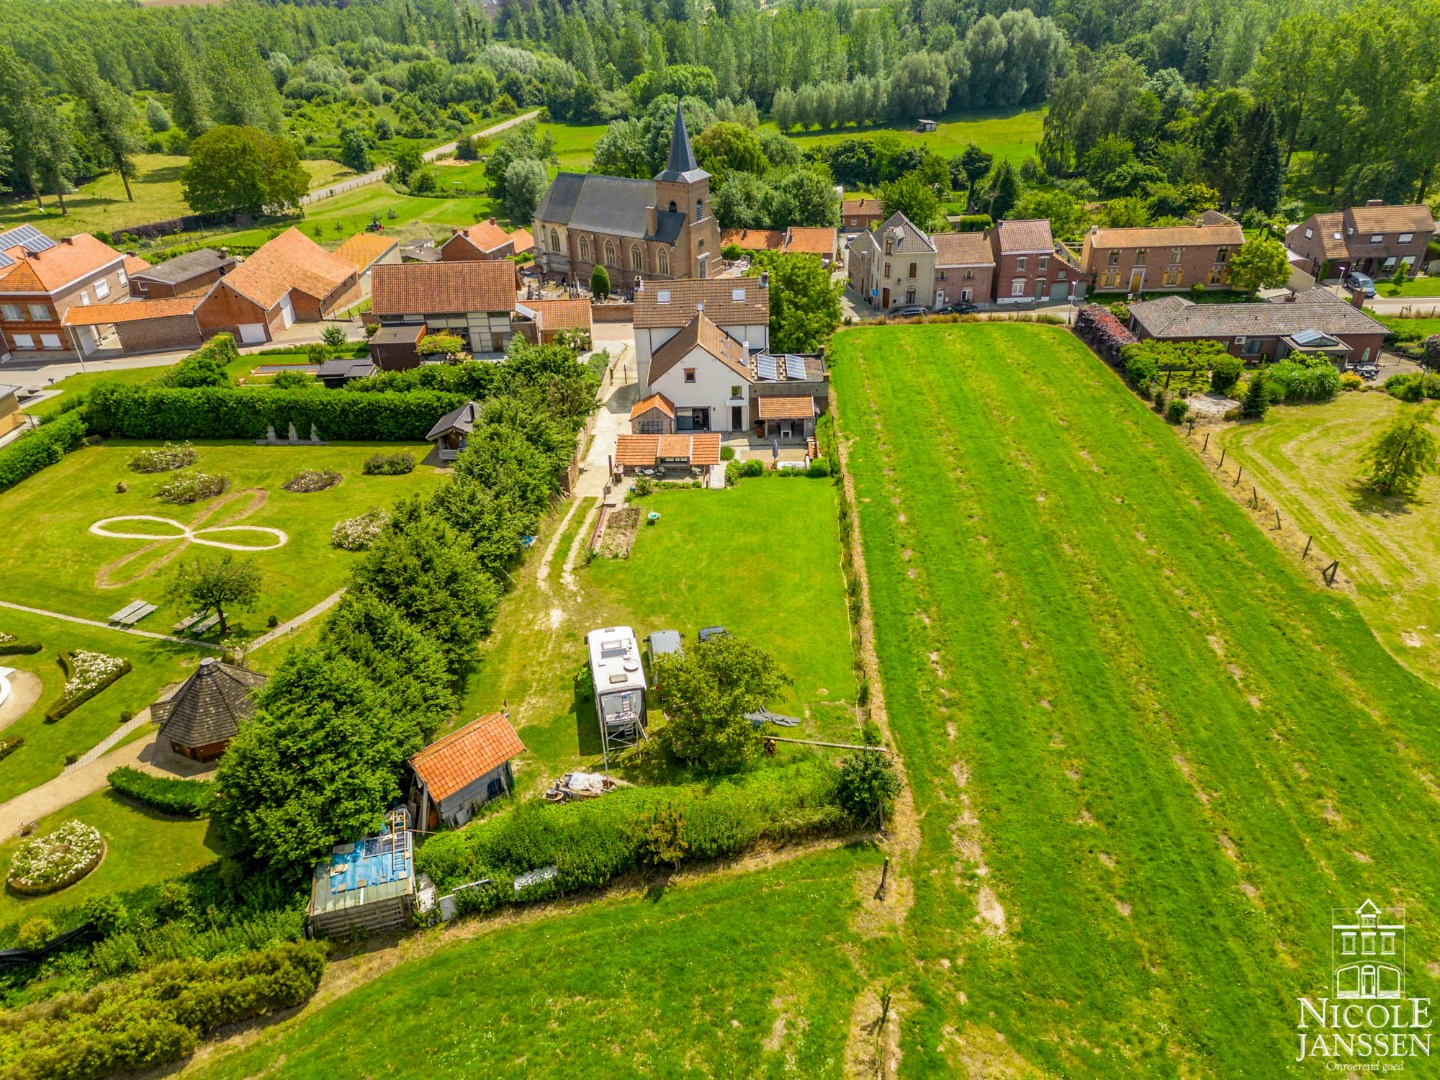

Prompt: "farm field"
[831,322,1440,1075]
[192,844,874,1079]
[1214,392,1440,686]
[0,441,442,634]
[0,788,218,930]
[460,479,858,793]
[0,155,350,242]
[775,107,1045,165]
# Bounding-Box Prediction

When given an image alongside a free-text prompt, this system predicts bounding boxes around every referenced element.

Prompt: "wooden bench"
[119,603,157,626]
[172,611,206,633]
[108,600,146,624]
[188,613,221,636]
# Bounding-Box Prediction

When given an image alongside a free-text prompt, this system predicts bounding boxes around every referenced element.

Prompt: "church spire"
[655,103,707,183]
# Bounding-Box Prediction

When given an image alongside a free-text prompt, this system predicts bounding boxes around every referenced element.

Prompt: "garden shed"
[307,808,415,937]
[151,656,266,762]
[407,713,526,829]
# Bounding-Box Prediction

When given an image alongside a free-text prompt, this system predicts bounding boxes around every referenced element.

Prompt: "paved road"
[299,110,541,208]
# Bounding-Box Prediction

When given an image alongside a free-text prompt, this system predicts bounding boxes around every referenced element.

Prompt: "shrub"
[127,442,198,473]
[743,459,764,477]
[0,735,23,761]
[47,650,132,721]
[1341,372,1364,391]
[270,369,313,390]
[1239,375,1270,420]
[1266,355,1341,402]
[1074,305,1138,365]
[108,766,214,817]
[806,457,832,477]
[0,411,87,494]
[1123,350,1158,391]
[0,630,41,655]
[1424,334,1440,370]
[15,916,57,951]
[1107,301,1131,322]
[1386,373,1426,403]
[362,451,415,475]
[331,507,388,550]
[282,468,341,493]
[1165,397,1190,424]
[721,243,743,260]
[719,446,735,462]
[7,820,105,894]
[155,471,228,504]
[835,750,902,828]
[1211,355,1244,394]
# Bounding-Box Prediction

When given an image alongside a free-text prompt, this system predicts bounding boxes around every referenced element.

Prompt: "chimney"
[1283,292,1296,303]
[487,217,497,225]
[219,246,229,260]
[1366,198,1383,207]
[635,278,645,292]
[760,271,769,289]
[1349,287,1367,309]
[62,236,74,245]
[452,227,461,236]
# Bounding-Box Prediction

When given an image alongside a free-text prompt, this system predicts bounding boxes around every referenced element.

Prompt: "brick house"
[989,219,1077,303]
[632,276,769,386]
[128,248,238,299]
[1286,201,1437,280]
[841,198,884,232]
[782,226,839,265]
[63,293,207,354]
[1128,288,1388,365]
[370,261,519,357]
[195,228,361,344]
[932,231,995,306]
[1080,214,1244,294]
[439,219,531,262]
[846,212,937,311]
[0,227,128,358]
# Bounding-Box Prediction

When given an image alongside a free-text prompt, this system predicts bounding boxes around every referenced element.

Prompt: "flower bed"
[156,471,228,504]
[46,650,132,721]
[7,820,105,895]
[331,507,388,550]
[128,442,199,473]
[283,469,342,493]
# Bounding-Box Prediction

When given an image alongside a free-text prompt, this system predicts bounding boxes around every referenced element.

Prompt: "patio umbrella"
[772,438,780,461]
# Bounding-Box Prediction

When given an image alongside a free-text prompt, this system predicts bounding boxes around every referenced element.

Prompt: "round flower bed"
[128,442,199,474]
[7,820,105,895]
[156,472,229,505]
[331,507,387,550]
[283,469,342,493]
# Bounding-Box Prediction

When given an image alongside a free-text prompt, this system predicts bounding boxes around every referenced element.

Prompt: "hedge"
[0,640,42,656]
[0,940,326,1080]
[0,411,87,493]
[107,767,214,818]
[0,735,23,762]
[84,384,468,442]
[46,651,133,722]
[415,761,844,907]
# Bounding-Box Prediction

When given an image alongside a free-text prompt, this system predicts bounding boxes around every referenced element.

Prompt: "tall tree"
[1238,103,1282,214]
[181,125,307,216]
[1227,235,1290,294]
[879,171,940,231]
[70,56,143,201]
[954,143,992,211]
[1361,406,1439,498]
[985,158,1021,220]
[745,251,841,354]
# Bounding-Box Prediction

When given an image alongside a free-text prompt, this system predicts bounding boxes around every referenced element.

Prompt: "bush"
[127,442,199,473]
[87,384,469,443]
[282,469,341,493]
[1074,305,1138,365]
[1341,372,1364,391]
[0,411,87,494]
[721,243,743,260]
[15,916,57,951]
[47,650,132,721]
[1239,375,1269,420]
[0,735,23,761]
[1385,373,1426,403]
[1165,397,1190,424]
[1424,334,1440,370]
[108,766,214,817]
[155,335,238,389]
[951,213,992,232]
[155,471,228,504]
[270,369,313,390]
[742,459,764,477]
[362,451,415,475]
[806,458,832,477]
[1266,354,1341,403]
[1210,355,1244,394]
[0,630,42,655]
[331,507,388,550]
[1107,301,1131,322]
[719,446,735,462]
[835,750,902,828]
[1124,350,1158,391]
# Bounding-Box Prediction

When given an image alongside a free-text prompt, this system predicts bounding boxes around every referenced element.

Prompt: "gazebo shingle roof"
[153,657,266,749]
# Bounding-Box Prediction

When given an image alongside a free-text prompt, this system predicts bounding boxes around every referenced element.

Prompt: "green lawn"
[0,156,350,242]
[0,441,443,635]
[831,322,1440,1075]
[461,480,858,792]
[0,608,202,804]
[1378,274,1440,298]
[23,367,172,419]
[774,108,1045,165]
[0,788,218,932]
[1376,314,1440,339]
[1215,392,1440,686]
[193,845,872,1079]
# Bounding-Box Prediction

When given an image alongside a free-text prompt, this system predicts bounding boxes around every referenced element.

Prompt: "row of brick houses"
[0,226,131,357]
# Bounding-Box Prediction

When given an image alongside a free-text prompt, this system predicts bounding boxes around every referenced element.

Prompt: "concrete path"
[65,711,154,772]
[574,345,637,500]
[0,600,224,650]
[245,588,346,654]
[0,734,157,838]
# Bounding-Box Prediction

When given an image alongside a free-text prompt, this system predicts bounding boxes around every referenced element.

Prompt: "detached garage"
[196,228,359,344]
[62,293,207,354]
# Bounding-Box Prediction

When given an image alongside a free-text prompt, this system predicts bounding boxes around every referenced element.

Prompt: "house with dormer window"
[1287,201,1436,281]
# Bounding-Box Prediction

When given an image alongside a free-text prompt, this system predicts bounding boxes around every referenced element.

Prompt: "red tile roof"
[334,232,398,274]
[630,393,675,420]
[614,432,721,467]
[755,395,817,420]
[508,227,535,254]
[123,254,152,278]
[994,219,1054,254]
[721,228,785,251]
[842,198,882,218]
[0,234,123,294]
[525,298,592,333]
[933,231,994,267]
[783,227,837,258]
[371,261,517,315]
[223,227,355,309]
[63,293,207,326]
[452,219,512,253]
[409,713,525,802]
[633,278,769,328]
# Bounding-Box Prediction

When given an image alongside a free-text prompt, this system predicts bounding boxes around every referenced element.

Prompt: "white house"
[646,311,755,433]
[632,276,769,387]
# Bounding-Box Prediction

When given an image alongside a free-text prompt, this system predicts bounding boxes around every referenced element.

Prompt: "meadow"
[1214,391,1440,686]
[460,479,859,792]
[774,107,1045,166]
[830,322,1440,1075]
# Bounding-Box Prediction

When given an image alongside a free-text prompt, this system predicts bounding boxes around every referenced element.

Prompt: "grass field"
[0,441,442,634]
[0,788,218,929]
[0,156,350,242]
[775,108,1045,166]
[831,322,1440,1075]
[1214,392,1440,685]
[460,480,858,792]
[1376,314,1440,339]
[193,844,874,1079]
[1378,274,1440,298]
[0,607,201,804]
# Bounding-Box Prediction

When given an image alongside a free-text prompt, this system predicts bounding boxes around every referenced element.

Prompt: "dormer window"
[657,289,671,304]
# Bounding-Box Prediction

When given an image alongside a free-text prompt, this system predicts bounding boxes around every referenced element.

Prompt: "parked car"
[1343,270,1376,297]
[897,306,927,318]
[698,626,727,643]
[941,301,978,315]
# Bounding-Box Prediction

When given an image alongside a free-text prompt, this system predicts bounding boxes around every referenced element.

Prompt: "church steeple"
[655,103,708,183]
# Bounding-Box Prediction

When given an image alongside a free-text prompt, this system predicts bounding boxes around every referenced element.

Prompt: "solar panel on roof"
[784,355,806,380]
[0,224,55,268]
[756,355,778,381]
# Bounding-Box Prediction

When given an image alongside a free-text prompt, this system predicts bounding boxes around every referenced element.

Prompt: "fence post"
[1218,447,1226,468]
[1202,431,1210,453]
[1303,535,1313,559]
[1234,465,1243,487]
[1274,508,1282,530]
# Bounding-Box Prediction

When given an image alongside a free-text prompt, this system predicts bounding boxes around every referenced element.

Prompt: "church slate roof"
[534,173,686,244]
[153,658,266,750]
[655,103,709,185]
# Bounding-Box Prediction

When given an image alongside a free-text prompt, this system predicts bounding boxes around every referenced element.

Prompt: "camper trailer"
[586,626,648,764]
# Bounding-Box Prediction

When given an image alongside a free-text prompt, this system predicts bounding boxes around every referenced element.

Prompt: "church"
[532,105,721,285]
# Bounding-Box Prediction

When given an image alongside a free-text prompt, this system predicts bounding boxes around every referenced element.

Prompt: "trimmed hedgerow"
[362,451,415,475]
[85,384,467,442]
[46,651,132,722]
[0,411,87,494]
[107,767,214,818]
[1074,304,1138,365]
[0,940,326,1080]
[0,735,23,761]
[415,761,845,909]
[0,631,41,656]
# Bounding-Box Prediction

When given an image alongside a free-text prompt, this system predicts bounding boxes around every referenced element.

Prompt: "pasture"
[775,107,1045,165]
[831,322,1440,1075]
[1214,391,1440,686]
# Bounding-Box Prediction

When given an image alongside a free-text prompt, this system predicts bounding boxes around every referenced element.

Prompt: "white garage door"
[278,293,296,328]
[237,323,267,344]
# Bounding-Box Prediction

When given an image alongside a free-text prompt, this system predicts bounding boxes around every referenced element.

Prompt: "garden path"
[245,588,347,654]
[0,733,165,838]
[64,711,154,772]
[0,671,42,734]
[0,601,223,650]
